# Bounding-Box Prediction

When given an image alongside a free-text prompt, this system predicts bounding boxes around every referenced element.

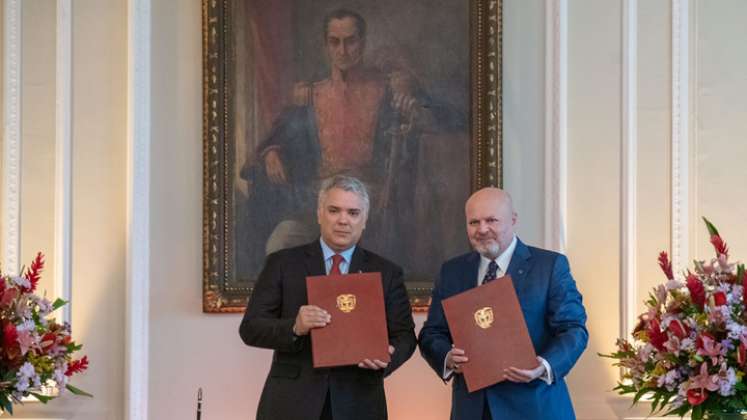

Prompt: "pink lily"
[696,334,722,365]
[688,362,720,393]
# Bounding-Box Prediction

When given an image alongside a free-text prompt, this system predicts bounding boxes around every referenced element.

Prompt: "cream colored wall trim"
[544,0,567,253]
[55,0,72,324]
[2,0,22,275]
[671,0,689,273]
[621,0,638,340]
[126,0,150,419]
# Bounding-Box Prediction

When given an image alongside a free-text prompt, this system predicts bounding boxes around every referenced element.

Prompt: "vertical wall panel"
[565,0,622,417]
[693,1,747,260]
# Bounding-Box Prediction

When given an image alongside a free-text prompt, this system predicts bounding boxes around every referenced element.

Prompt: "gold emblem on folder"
[474,307,494,329]
[336,294,357,313]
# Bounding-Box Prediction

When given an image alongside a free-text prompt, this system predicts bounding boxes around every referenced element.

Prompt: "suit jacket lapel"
[348,246,368,274]
[506,238,532,291]
[462,252,481,292]
[303,241,326,277]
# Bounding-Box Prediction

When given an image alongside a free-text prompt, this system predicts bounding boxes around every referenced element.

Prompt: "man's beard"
[474,241,501,260]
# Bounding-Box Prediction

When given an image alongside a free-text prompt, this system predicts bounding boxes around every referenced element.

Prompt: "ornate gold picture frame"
[203,0,502,312]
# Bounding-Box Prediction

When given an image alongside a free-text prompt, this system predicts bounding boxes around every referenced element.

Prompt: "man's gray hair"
[317,175,370,214]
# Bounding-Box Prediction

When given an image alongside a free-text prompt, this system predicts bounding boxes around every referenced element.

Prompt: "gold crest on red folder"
[336,294,357,313]
[474,307,494,329]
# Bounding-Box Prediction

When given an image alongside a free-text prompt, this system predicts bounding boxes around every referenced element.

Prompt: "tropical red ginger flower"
[713,291,727,306]
[65,355,89,376]
[1,321,18,348]
[647,318,667,351]
[22,252,44,293]
[687,273,706,308]
[710,235,729,258]
[738,341,747,367]
[667,319,688,339]
[658,251,674,280]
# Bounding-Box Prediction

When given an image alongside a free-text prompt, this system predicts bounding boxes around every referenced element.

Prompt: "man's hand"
[292,305,330,336]
[504,357,546,383]
[388,70,418,127]
[358,345,395,370]
[264,149,288,184]
[445,346,469,374]
[392,91,417,121]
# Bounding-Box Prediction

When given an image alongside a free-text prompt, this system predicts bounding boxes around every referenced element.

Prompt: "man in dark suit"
[239,175,416,420]
[419,188,588,420]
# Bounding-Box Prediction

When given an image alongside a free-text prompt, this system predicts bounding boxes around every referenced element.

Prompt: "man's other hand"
[264,149,288,184]
[358,345,395,370]
[293,305,330,336]
[504,357,546,383]
[445,346,469,374]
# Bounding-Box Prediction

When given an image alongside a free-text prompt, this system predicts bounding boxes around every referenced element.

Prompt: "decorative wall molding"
[671,0,689,273]
[544,0,567,253]
[55,0,73,324]
[2,0,22,276]
[620,0,638,340]
[126,0,151,419]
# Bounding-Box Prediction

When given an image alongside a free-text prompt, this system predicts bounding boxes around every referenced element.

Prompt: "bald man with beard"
[418,188,588,420]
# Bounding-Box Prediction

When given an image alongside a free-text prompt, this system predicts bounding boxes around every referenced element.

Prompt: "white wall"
[10,1,127,419]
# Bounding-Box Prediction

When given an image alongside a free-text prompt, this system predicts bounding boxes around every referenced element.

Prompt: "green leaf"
[650,392,662,413]
[738,264,745,282]
[66,343,83,352]
[29,392,55,404]
[692,404,704,420]
[703,217,720,237]
[656,393,674,413]
[633,387,653,405]
[0,394,13,415]
[663,404,690,417]
[52,298,68,311]
[65,384,93,397]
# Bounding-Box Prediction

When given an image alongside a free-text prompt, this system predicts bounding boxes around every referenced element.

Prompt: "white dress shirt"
[443,235,553,384]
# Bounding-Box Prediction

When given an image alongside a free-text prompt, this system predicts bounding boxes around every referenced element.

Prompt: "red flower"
[22,252,44,293]
[65,355,89,376]
[40,332,58,351]
[0,284,17,307]
[658,251,674,280]
[696,333,711,351]
[710,235,729,258]
[1,322,18,347]
[713,291,727,306]
[738,342,747,367]
[648,318,667,351]
[687,273,706,308]
[687,388,708,406]
[667,319,688,339]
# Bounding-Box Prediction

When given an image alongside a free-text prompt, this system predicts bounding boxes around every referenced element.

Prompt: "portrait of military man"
[230,0,471,289]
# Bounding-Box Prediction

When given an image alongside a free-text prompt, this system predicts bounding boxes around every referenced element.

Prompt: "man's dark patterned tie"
[483,260,499,284]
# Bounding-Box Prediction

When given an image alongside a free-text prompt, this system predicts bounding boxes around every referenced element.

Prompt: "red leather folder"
[306,272,390,368]
[442,275,538,392]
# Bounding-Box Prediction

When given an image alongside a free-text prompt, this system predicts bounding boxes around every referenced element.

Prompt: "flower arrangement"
[0,253,91,415]
[603,218,747,419]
